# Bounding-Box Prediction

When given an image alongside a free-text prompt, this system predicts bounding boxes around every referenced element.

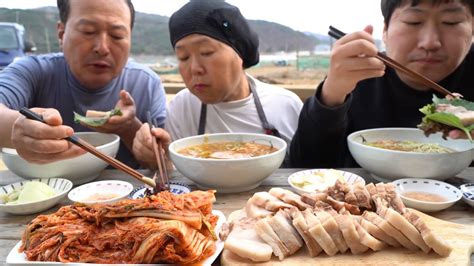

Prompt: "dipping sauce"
[178,141,278,159]
[403,191,447,202]
[82,193,121,202]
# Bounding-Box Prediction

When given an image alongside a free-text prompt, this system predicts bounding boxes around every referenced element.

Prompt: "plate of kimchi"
[7,190,225,265]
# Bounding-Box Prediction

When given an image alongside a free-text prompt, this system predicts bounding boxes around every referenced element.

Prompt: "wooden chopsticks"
[146,111,169,191]
[328,26,455,98]
[19,107,156,188]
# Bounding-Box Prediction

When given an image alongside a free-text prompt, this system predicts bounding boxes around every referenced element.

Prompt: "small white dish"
[0,178,72,215]
[129,182,191,199]
[393,178,462,212]
[68,180,133,204]
[460,183,474,207]
[288,169,365,195]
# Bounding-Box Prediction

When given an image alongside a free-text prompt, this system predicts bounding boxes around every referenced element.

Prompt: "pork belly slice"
[245,199,273,219]
[404,210,452,257]
[327,179,349,201]
[268,209,304,255]
[365,183,377,198]
[255,217,290,260]
[250,192,293,211]
[224,217,273,262]
[303,209,339,256]
[353,183,373,210]
[381,206,431,253]
[301,192,328,207]
[362,211,419,251]
[225,238,273,262]
[344,188,359,206]
[314,209,349,253]
[383,183,407,214]
[347,213,386,251]
[326,196,361,215]
[353,215,401,247]
[269,188,311,210]
[333,212,369,254]
[288,208,323,257]
[373,184,428,252]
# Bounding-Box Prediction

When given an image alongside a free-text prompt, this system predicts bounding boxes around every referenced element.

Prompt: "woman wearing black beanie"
[133,0,303,169]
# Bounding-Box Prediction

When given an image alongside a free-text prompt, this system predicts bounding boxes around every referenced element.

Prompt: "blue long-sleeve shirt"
[0,53,167,168]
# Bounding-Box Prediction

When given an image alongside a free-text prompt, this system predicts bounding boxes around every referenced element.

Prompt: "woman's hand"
[132,123,172,170]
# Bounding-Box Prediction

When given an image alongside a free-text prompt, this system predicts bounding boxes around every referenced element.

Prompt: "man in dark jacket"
[290,0,474,168]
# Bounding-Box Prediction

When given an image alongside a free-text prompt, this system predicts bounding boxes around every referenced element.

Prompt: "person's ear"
[57,21,65,49]
[382,23,388,45]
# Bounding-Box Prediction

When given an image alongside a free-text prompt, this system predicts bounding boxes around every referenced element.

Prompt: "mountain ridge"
[0,7,325,55]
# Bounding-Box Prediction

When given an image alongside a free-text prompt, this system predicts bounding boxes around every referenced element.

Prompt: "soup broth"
[364,140,454,153]
[178,141,278,159]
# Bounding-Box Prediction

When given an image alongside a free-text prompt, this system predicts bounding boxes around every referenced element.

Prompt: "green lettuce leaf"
[418,95,474,141]
[431,94,474,110]
[74,107,122,127]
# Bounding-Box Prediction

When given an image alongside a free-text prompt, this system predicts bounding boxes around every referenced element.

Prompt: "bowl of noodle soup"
[169,133,287,193]
[347,128,473,182]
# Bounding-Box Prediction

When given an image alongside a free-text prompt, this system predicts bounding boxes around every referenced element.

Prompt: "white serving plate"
[393,178,462,212]
[0,178,72,215]
[288,168,365,194]
[6,210,225,265]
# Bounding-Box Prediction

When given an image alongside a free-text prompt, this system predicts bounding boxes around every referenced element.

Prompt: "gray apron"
[197,79,281,137]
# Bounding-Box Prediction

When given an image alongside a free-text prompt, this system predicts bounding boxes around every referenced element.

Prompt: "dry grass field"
[159,65,327,87]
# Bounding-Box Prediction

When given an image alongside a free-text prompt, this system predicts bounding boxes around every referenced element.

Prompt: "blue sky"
[0,0,385,38]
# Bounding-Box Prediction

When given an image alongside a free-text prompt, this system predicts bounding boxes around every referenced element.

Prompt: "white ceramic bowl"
[68,180,133,204]
[0,178,72,215]
[169,133,287,193]
[393,178,462,212]
[348,128,473,182]
[1,132,120,185]
[288,169,365,195]
[460,183,474,207]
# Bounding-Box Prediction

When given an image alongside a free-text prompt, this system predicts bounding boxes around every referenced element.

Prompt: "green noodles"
[364,140,454,153]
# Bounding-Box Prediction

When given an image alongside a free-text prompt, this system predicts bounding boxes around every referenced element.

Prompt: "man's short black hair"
[381,0,474,26]
[57,0,135,29]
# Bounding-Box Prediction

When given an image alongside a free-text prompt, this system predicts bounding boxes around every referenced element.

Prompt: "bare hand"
[448,129,474,140]
[322,25,386,106]
[133,123,172,170]
[85,90,139,135]
[11,108,85,164]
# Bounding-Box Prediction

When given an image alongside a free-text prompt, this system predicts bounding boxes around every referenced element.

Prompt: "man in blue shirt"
[0,0,166,168]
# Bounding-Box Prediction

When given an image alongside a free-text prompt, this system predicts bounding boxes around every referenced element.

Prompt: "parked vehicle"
[0,22,36,70]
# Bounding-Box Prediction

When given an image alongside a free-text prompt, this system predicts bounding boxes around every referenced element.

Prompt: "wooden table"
[0,168,473,264]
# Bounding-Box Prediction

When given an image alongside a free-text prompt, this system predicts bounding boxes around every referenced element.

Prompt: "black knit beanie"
[169,0,260,69]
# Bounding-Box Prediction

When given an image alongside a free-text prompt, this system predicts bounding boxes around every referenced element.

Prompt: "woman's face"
[174,34,248,104]
[383,0,473,90]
